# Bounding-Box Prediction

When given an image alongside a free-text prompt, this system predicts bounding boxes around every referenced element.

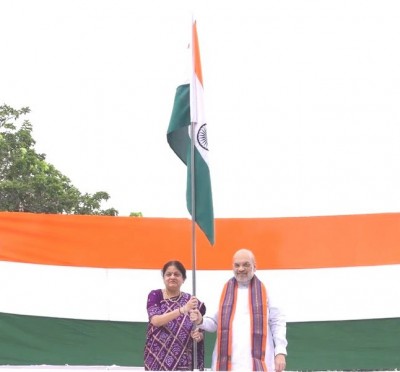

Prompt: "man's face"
[233,251,255,284]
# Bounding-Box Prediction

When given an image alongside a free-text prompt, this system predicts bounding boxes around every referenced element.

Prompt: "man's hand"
[190,328,203,343]
[275,353,286,372]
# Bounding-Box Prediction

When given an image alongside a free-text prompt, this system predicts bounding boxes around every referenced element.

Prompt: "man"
[190,249,287,371]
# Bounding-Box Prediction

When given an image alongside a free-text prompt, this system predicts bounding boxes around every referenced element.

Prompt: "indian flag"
[167,18,214,245]
[0,212,400,370]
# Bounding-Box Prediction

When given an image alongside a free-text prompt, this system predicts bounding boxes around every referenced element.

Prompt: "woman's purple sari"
[144,289,206,371]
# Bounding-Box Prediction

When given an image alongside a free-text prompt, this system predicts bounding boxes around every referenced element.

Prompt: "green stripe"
[1,312,399,369]
[186,147,214,244]
[287,317,400,370]
[0,312,142,366]
[167,84,190,164]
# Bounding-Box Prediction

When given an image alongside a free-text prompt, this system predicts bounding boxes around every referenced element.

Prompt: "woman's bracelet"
[179,306,188,315]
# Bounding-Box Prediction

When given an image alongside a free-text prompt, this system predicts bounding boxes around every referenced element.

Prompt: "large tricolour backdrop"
[1,212,400,370]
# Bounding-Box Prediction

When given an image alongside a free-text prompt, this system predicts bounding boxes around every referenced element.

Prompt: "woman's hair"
[162,260,187,280]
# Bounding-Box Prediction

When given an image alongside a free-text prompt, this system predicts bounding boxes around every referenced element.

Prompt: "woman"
[144,260,206,371]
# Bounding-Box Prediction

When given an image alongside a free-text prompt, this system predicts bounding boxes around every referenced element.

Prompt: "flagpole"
[190,119,197,299]
[190,14,199,370]
[190,119,199,371]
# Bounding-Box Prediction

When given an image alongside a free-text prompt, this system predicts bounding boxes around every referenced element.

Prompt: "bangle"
[178,307,183,315]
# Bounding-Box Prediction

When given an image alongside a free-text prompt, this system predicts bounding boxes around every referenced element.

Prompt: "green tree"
[129,212,143,217]
[0,104,118,216]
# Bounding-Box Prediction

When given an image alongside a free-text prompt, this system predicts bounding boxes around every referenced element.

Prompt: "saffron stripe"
[1,212,400,269]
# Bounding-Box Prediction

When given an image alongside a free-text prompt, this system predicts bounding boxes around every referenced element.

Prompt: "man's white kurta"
[199,283,287,371]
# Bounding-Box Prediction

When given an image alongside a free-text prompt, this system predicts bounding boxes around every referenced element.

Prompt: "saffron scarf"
[216,275,268,371]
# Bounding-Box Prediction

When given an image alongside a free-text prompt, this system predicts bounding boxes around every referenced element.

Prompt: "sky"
[2,0,400,218]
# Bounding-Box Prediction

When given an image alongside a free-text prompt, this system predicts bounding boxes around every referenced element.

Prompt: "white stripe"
[1,261,399,322]
[191,74,209,163]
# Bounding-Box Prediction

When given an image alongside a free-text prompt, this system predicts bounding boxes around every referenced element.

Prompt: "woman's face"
[163,265,184,292]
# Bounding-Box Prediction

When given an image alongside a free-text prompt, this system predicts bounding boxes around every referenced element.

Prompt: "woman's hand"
[183,296,198,314]
[191,328,203,343]
[189,308,203,325]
